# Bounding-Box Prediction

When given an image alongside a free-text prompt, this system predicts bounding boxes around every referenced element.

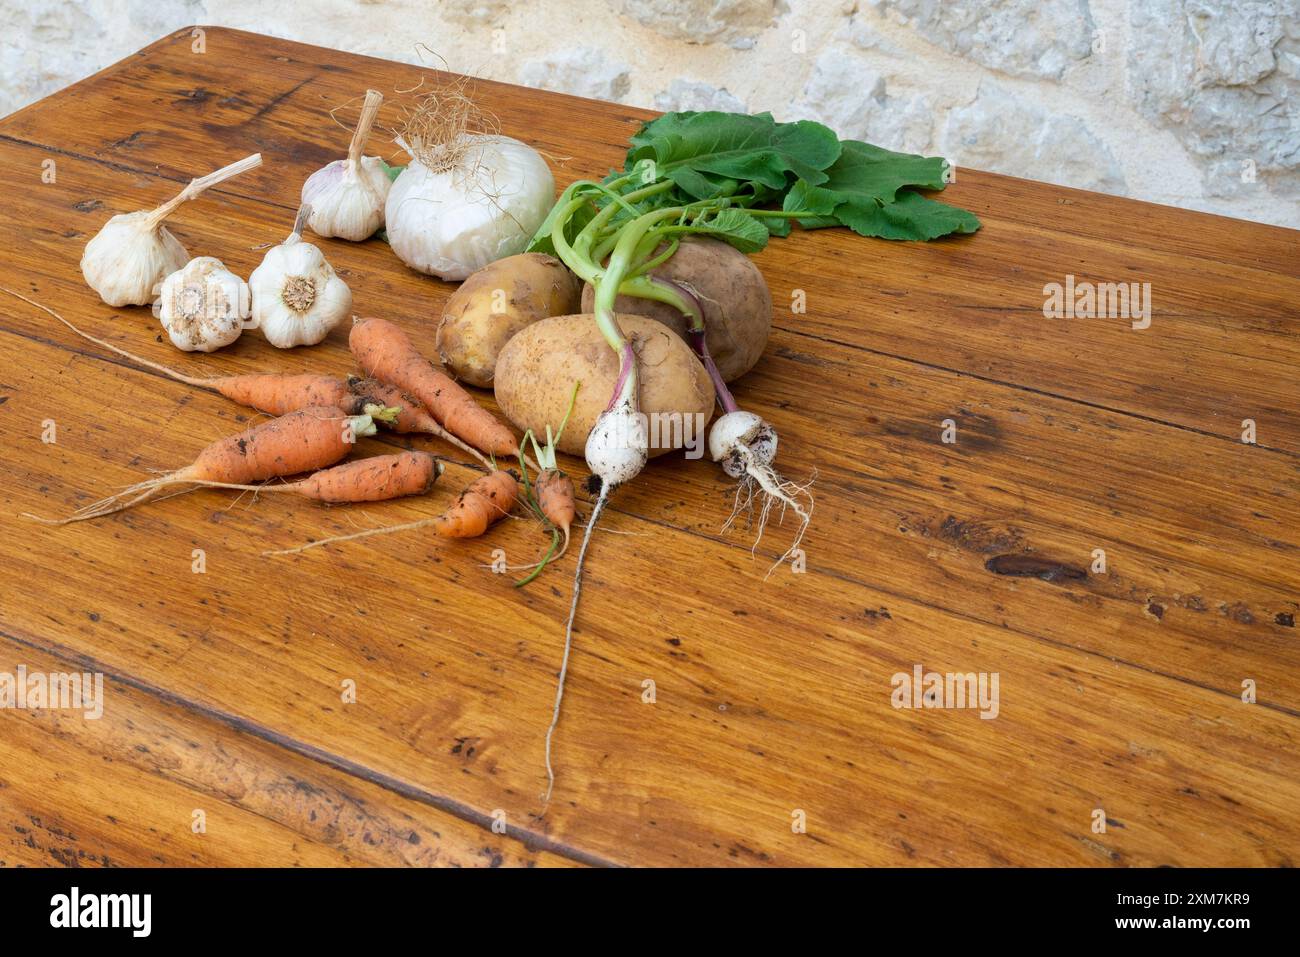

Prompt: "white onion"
[385,134,554,281]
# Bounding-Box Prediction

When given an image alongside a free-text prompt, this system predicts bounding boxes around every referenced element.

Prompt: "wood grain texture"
[0,26,1296,868]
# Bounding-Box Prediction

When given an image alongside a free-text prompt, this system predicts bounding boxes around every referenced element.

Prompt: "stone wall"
[2,0,1295,227]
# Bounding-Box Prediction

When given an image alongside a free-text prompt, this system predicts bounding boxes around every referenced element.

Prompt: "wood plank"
[1,140,1295,708]
[0,333,1297,866]
[0,25,1296,868]
[0,642,575,867]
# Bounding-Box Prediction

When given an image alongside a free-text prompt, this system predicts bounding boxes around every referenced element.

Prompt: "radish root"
[722,450,816,577]
[543,482,610,806]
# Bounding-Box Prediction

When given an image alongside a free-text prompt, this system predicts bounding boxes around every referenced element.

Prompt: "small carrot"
[1,285,356,412]
[347,377,437,433]
[30,405,377,524]
[265,467,518,556]
[510,383,581,587]
[350,315,518,457]
[524,381,580,549]
[534,469,576,546]
[186,451,441,504]
[433,468,519,537]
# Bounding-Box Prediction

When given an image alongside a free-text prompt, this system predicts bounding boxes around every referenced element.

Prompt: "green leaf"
[783,141,978,240]
[527,182,598,255]
[378,158,405,182]
[763,216,792,238]
[784,140,950,212]
[626,111,842,200]
[680,208,770,253]
[835,190,981,241]
[788,214,839,231]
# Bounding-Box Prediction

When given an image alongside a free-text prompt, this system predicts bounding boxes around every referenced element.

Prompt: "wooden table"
[0,27,1296,869]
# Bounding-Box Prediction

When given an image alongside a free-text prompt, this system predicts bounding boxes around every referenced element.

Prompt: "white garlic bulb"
[301,89,391,241]
[249,206,352,348]
[80,153,262,307]
[82,213,188,308]
[155,257,253,353]
[385,134,554,280]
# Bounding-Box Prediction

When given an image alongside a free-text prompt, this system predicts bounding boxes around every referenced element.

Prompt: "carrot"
[346,377,437,433]
[350,315,518,456]
[3,286,371,410]
[184,451,441,503]
[265,467,518,556]
[507,386,582,588]
[432,468,518,537]
[215,373,356,416]
[534,469,575,547]
[30,405,377,524]
[347,376,492,468]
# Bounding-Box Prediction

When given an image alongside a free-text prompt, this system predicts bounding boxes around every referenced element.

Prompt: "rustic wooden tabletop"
[0,27,1296,868]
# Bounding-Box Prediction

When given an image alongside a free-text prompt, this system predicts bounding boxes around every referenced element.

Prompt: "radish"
[644,276,813,570]
[526,110,979,801]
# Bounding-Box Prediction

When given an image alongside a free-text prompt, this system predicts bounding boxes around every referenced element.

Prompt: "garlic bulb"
[301,89,392,241]
[249,205,352,348]
[385,134,554,280]
[155,257,252,353]
[81,153,262,307]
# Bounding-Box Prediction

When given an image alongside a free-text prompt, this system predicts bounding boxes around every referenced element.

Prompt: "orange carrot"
[186,451,441,503]
[1,288,362,414]
[265,468,518,556]
[215,373,355,415]
[347,376,492,467]
[534,469,575,547]
[431,468,518,537]
[31,405,377,524]
[350,315,518,456]
[346,377,437,433]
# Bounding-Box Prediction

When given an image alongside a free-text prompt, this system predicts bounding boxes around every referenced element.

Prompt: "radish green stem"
[636,275,740,415]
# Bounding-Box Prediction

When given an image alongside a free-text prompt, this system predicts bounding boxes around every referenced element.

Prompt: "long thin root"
[543,485,609,806]
[263,517,437,556]
[25,474,190,525]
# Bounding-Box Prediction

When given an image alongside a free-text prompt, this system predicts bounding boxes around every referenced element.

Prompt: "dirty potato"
[494,313,715,458]
[436,253,580,387]
[580,237,771,382]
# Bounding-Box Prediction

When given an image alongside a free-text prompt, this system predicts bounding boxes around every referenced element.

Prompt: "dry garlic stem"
[301,90,391,241]
[80,153,262,307]
[249,204,352,348]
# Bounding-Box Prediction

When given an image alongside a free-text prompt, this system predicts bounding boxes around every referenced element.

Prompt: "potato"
[580,237,771,382]
[494,313,716,458]
[436,253,581,387]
